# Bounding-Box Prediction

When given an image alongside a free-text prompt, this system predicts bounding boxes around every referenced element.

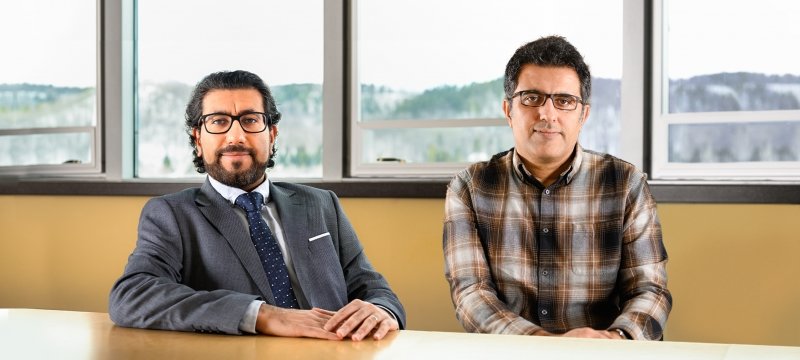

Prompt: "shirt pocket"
[567,220,622,287]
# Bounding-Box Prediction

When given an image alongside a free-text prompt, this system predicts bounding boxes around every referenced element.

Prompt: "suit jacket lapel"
[269,183,317,304]
[196,179,275,303]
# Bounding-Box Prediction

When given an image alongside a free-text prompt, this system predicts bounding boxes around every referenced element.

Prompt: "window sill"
[1,178,798,203]
[0,178,449,198]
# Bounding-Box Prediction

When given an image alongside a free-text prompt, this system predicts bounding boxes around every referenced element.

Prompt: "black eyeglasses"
[508,90,584,111]
[198,112,270,134]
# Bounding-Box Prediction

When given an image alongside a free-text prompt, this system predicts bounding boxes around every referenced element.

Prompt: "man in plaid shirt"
[443,36,672,340]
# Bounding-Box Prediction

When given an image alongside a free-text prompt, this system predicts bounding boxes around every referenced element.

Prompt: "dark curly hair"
[185,70,282,173]
[504,35,591,109]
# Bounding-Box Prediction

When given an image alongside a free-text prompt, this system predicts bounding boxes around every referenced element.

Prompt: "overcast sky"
[1,0,798,89]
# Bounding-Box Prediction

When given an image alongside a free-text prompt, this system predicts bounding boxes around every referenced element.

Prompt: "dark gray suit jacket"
[109,179,405,334]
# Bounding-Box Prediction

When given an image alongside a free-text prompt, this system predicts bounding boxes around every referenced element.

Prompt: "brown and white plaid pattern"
[443,146,672,340]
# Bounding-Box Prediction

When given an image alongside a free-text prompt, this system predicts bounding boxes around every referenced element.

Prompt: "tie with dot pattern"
[234,192,300,309]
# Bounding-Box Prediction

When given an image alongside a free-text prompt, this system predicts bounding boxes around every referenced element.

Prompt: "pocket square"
[308,232,330,242]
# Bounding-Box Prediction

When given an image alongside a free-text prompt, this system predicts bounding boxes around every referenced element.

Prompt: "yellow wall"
[0,195,798,346]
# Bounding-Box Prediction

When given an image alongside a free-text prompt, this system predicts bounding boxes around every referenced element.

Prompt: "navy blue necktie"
[235,192,300,309]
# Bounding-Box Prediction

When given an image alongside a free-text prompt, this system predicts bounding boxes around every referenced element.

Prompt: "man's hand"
[532,327,625,339]
[321,299,399,341]
[255,303,339,340]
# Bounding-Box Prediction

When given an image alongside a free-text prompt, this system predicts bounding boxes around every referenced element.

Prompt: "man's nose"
[537,97,558,122]
[225,120,247,142]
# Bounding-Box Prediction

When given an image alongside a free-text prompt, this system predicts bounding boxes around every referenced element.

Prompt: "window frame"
[347,0,641,178]
[347,1,508,178]
[1,0,799,204]
[650,0,800,181]
[0,0,103,177]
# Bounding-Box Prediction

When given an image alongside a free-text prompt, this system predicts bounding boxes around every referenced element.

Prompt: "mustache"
[534,126,562,132]
[215,145,255,157]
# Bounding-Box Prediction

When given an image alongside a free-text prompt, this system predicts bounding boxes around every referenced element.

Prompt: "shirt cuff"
[239,300,265,334]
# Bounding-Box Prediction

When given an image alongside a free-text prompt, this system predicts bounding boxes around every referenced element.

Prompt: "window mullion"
[322,0,345,181]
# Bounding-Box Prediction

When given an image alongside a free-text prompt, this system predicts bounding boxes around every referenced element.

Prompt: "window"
[0,0,99,175]
[351,0,623,177]
[652,0,800,180]
[134,0,324,178]
[4,0,798,203]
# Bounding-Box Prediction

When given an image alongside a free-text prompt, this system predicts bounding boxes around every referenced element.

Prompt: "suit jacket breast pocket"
[303,234,348,305]
[308,234,339,264]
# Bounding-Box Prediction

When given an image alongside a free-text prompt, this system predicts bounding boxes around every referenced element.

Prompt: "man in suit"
[109,70,405,341]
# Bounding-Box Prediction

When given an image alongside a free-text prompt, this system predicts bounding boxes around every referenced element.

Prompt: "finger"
[586,330,611,339]
[351,314,380,341]
[372,319,394,340]
[323,300,363,332]
[299,325,342,341]
[334,306,375,338]
[310,308,335,322]
[258,308,341,340]
[312,307,336,316]
[562,327,598,338]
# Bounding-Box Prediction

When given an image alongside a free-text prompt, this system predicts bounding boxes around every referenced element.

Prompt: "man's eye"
[210,118,230,126]
[524,94,542,102]
[241,116,259,124]
[555,96,576,106]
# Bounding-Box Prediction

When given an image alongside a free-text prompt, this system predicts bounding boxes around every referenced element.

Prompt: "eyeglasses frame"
[198,111,272,134]
[508,90,585,111]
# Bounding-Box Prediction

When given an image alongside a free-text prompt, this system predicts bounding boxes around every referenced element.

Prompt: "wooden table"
[1,308,798,359]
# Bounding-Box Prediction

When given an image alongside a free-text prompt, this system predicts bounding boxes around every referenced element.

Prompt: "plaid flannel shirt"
[443,146,672,340]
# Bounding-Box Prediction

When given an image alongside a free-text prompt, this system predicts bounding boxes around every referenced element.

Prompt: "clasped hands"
[256,299,398,341]
[533,327,625,339]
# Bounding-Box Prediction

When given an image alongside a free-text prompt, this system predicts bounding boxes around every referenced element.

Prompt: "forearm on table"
[612,261,672,340]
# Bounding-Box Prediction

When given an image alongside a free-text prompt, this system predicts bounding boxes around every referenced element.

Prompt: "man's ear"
[270,125,278,143]
[502,99,513,127]
[579,104,591,126]
[193,128,203,157]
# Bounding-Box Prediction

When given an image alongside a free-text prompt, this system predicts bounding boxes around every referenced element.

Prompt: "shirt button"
[542,270,549,276]
[542,228,549,233]
[541,310,548,315]
[544,189,551,195]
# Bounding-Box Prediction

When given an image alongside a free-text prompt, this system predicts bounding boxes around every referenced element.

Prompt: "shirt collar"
[511,144,584,186]
[207,175,271,206]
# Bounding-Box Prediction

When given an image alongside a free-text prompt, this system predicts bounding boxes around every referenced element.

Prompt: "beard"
[204,144,269,189]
